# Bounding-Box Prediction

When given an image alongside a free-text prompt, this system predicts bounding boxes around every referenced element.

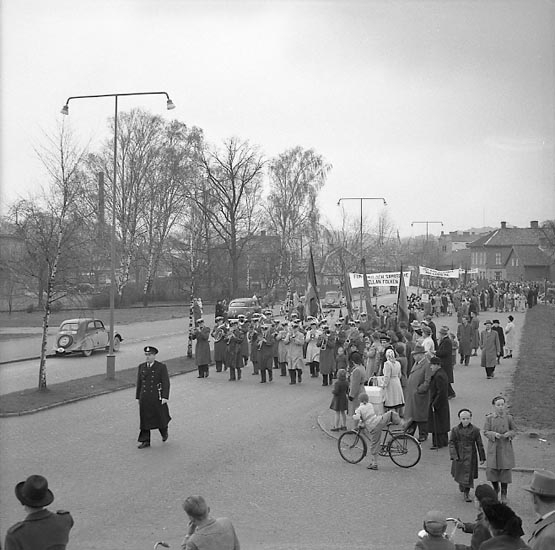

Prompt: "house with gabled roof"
[468,221,554,281]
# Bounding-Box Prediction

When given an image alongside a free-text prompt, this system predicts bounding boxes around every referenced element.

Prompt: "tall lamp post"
[61,91,175,378]
[337,197,387,264]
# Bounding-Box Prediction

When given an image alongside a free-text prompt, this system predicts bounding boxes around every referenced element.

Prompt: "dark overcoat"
[5,509,74,550]
[404,356,432,422]
[329,378,349,412]
[192,326,211,366]
[136,360,171,430]
[457,323,473,356]
[435,335,454,383]
[449,423,485,487]
[428,368,450,434]
[318,332,336,375]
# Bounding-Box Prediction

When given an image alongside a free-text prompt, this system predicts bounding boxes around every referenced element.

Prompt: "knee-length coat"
[435,336,454,384]
[317,332,336,375]
[470,316,480,349]
[483,413,516,470]
[329,378,349,412]
[404,356,432,422]
[449,423,486,486]
[480,330,500,368]
[136,360,171,430]
[457,323,473,357]
[192,326,211,366]
[428,367,450,434]
[504,321,515,350]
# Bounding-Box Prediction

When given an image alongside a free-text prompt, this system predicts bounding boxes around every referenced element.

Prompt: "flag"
[342,266,354,319]
[361,258,377,324]
[396,264,409,329]
[305,247,321,320]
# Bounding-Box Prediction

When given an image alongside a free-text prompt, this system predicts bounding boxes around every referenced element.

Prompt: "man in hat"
[421,324,435,355]
[403,343,432,442]
[359,311,373,337]
[136,346,171,448]
[257,321,275,383]
[435,325,455,399]
[225,319,244,381]
[480,320,500,379]
[457,315,473,366]
[5,474,73,549]
[526,469,555,549]
[285,320,305,384]
[491,320,505,365]
[211,316,228,372]
[192,318,211,378]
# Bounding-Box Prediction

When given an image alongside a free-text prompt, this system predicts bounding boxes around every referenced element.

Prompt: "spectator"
[457,315,473,366]
[491,320,505,365]
[483,395,516,503]
[4,475,74,550]
[456,483,499,550]
[329,368,349,431]
[448,408,486,502]
[181,495,240,550]
[525,469,555,549]
[381,348,405,413]
[348,352,367,418]
[480,320,501,379]
[480,501,530,550]
[415,510,455,550]
[503,316,515,359]
[428,357,450,450]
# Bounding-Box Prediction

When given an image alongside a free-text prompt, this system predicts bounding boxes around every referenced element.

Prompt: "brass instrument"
[320,333,329,350]
[212,324,226,342]
[257,326,269,350]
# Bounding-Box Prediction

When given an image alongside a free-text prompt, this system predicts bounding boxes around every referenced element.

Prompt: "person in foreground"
[181,495,240,550]
[524,469,555,549]
[136,345,171,448]
[4,474,74,550]
[353,391,404,470]
[479,501,530,549]
[415,510,455,550]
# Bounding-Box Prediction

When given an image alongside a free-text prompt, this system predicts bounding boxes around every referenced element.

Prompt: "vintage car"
[227,297,262,319]
[323,290,343,308]
[54,318,123,357]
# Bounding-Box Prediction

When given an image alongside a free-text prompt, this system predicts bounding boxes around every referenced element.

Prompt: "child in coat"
[329,369,349,431]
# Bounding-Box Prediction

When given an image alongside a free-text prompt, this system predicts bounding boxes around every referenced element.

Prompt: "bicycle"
[337,421,421,468]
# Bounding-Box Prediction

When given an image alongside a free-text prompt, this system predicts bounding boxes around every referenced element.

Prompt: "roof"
[469,227,548,248]
[508,246,553,267]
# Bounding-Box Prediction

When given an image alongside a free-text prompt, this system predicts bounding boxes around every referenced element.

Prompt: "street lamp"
[337,197,387,263]
[61,91,175,379]
[410,220,443,241]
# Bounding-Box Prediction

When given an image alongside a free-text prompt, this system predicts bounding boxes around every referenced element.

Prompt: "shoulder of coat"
[7,521,25,534]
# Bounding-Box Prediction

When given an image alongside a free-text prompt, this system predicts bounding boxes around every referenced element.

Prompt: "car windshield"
[325,292,340,299]
[60,323,79,332]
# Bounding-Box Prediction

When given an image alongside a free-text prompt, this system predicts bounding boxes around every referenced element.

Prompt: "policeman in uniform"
[5,474,73,550]
[136,345,171,448]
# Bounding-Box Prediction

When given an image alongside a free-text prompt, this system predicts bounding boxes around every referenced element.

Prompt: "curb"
[316,413,537,473]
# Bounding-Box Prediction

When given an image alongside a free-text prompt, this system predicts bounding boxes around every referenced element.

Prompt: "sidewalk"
[318,309,554,472]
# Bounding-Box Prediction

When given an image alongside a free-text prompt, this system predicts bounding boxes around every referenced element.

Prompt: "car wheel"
[113,335,122,352]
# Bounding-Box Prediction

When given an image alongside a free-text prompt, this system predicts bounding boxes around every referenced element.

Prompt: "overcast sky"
[1,0,554,238]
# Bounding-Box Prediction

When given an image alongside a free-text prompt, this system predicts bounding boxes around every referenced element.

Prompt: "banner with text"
[419,266,461,279]
[350,270,411,289]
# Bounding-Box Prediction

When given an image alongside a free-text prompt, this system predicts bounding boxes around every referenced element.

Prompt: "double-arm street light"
[61,91,175,379]
[410,220,443,241]
[337,197,387,263]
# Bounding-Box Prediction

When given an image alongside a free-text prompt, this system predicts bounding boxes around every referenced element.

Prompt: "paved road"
[0,307,540,549]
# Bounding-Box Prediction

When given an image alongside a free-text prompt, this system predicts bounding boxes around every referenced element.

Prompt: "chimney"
[98,172,105,225]
[530,220,539,229]
[500,221,506,229]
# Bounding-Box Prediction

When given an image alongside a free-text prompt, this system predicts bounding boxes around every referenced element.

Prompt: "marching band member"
[225,319,244,381]
[285,321,305,384]
[238,315,249,368]
[276,320,289,377]
[249,317,261,375]
[317,323,336,387]
[305,319,321,377]
[211,316,227,373]
[258,321,275,383]
[191,318,211,378]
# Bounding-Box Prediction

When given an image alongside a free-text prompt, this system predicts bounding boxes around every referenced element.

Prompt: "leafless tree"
[194,137,265,295]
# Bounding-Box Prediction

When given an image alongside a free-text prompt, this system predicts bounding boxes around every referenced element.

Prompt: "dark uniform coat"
[192,326,211,366]
[449,423,486,488]
[5,508,74,550]
[435,335,454,383]
[404,355,432,423]
[136,360,171,431]
[428,367,450,434]
[317,332,336,375]
[457,322,473,357]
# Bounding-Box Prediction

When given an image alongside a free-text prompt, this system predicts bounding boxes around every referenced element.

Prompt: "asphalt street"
[0,306,542,549]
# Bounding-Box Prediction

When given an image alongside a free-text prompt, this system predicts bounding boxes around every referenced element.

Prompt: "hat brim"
[15,481,54,507]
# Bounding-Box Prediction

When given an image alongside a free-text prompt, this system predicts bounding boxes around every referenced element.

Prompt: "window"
[515,258,519,266]
[495,253,501,265]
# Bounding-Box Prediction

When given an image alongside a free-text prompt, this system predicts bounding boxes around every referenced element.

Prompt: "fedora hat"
[438,326,449,335]
[412,344,426,355]
[524,469,555,496]
[410,320,421,329]
[15,475,54,507]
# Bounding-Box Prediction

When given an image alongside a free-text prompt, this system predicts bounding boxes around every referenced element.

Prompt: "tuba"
[212,324,225,342]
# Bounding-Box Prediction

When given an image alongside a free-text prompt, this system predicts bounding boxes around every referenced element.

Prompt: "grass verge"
[510,305,555,432]
[0,356,197,416]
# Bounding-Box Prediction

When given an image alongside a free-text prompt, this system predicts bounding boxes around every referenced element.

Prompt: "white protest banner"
[349,270,411,289]
[419,266,461,279]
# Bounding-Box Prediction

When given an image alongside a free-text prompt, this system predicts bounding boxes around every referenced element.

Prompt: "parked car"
[54,318,123,357]
[323,290,343,308]
[227,298,261,319]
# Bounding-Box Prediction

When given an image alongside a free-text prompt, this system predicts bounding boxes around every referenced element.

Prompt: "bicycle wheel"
[388,433,421,468]
[338,430,367,464]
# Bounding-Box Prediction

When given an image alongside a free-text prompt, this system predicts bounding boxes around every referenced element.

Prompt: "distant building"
[438,228,490,271]
[468,221,554,281]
